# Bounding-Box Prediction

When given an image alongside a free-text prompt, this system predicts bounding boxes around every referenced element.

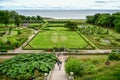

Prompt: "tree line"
[0,10,43,27]
[86,12,120,33]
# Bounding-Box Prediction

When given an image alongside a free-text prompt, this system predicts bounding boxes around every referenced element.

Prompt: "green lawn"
[28,27,87,49]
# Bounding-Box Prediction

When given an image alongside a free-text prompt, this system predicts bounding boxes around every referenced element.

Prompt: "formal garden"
[1,10,120,51]
[1,10,120,80]
[23,25,92,50]
[0,26,33,52]
[78,25,120,49]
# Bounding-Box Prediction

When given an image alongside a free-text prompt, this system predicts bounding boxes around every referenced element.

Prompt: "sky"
[0,0,120,10]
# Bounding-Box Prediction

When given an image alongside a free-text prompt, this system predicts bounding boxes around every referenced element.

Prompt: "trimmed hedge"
[76,30,98,49]
[46,24,65,27]
[47,20,68,23]
[28,24,43,30]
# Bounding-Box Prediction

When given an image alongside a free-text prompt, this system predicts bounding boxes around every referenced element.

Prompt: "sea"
[15,10,120,19]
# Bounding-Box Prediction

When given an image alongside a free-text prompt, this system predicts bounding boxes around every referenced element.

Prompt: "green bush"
[65,58,96,76]
[17,29,22,35]
[7,36,19,48]
[65,58,84,76]
[109,52,120,60]
[111,40,118,45]
[0,37,7,44]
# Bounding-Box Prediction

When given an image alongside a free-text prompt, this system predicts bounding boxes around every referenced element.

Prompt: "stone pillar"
[69,72,74,80]
[44,73,48,80]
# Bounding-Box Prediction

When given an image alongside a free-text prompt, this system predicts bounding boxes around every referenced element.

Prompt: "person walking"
[57,59,62,70]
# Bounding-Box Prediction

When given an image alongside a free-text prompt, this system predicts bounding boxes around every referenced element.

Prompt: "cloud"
[0,0,120,10]
[95,1,107,3]
[95,0,120,4]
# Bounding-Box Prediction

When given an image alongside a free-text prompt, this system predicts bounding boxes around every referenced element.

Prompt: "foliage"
[114,22,120,33]
[65,58,96,76]
[109,52,120,60]
[65,21,78,30]
[75,61,120,80]
[82,25,120,49]
[76,30,98,49]
[0,28,32,51]
[78,26,109,35]
[28,24,43,30]
[86,12,120,32]
[2,10,10,26]
[66,56,120,80]
[0,53,57,79]
[0,10,21,27]
[10,11,21,27]
[20,15,44,23]
[0,10,44,27]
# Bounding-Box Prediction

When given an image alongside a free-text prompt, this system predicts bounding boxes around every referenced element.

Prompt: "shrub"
[109,52,120,60]
[115,37,120,41]
[65,58,84,76]
[0,37,7,44]
[94,37,100,41]
[111,40,118,45]
[17,29,22,35]
[65,58,96,76]
[7,36,19,48]
[82,61,96,74]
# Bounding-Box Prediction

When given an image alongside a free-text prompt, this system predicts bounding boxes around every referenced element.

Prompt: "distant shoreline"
[15,10,120,19]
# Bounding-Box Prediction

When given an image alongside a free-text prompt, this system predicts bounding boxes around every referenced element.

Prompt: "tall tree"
[65,21,77,30]
[114,22,120,33]
[3,10,10,26]
[10,11,21,27]
[0,10,4,23]
[14,14,21,27]
[37,15,44,23]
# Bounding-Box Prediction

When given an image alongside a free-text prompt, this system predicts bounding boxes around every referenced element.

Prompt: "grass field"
[28,27,87,49]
